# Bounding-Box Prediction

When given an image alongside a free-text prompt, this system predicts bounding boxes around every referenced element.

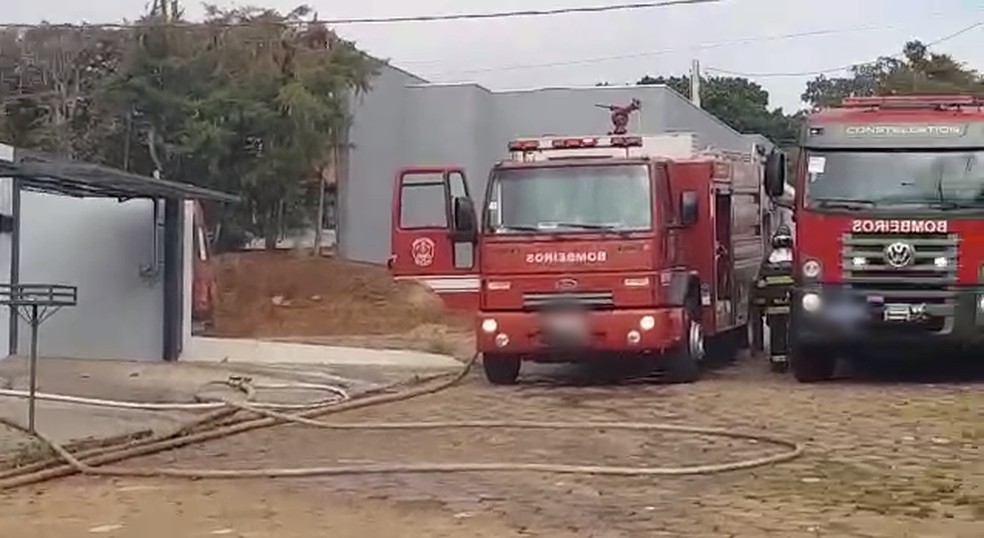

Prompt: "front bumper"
[791,285,984,348]
[476,308,684,356]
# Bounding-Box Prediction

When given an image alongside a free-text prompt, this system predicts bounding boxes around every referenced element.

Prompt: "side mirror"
[764,151,787,198]
[680,191,698,227]
[450,196,477,242]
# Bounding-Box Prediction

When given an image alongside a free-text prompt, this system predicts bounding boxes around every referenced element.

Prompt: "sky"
[6,0,984,111]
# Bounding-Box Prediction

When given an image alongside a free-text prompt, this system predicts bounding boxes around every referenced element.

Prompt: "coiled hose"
[0,354,803,489]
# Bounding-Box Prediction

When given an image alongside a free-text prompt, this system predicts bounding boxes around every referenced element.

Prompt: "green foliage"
[0,24,128,157]
[630,40,984,150]
[0,2,377,250]
[637,74,802,147]
[802,40,984,108]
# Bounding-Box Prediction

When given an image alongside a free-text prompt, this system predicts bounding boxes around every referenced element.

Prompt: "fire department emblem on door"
[411,237,436,267]
[883,241,914,268]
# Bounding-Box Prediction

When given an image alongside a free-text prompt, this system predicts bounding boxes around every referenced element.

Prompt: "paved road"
[1,358,982,537]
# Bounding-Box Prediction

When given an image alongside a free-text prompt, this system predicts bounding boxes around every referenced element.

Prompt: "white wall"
[17,192,164,360]
[182,200,194,353]
[0,144,13,356]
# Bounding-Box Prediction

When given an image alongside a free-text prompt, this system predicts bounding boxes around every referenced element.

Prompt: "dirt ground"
[1,357,982,538]
[204,251,470,338]
[3,254,981,536]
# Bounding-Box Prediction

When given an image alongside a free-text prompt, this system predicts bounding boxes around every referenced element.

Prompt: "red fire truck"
[764,95,984,382]
[191,201,218,328]
[391,131,771,384]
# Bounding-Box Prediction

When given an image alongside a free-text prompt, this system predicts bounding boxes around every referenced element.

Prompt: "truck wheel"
[482,353,521,385]
[663,302,704,384]
[790,346,836,383]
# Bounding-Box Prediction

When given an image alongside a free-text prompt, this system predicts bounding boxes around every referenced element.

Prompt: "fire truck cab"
[764,95,984,382]
[391,133,770,384]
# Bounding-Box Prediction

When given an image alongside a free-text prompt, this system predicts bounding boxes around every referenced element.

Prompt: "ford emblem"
[556,278,578,290]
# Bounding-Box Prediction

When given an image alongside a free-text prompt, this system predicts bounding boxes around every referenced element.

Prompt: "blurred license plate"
[543,312,587,332]
[883,304,912,322]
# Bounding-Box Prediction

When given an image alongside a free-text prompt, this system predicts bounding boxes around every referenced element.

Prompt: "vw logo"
[556,278,578,290]
[883,241,915,268]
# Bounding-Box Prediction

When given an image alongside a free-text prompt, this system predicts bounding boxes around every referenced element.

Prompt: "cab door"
[389,166,479,311]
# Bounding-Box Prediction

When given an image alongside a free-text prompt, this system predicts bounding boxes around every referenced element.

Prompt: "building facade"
[337,64,776,264]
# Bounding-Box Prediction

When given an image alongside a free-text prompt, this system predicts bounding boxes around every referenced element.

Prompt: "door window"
[399,173,447,229]
[447,171,474,270]
[448,171,468,198]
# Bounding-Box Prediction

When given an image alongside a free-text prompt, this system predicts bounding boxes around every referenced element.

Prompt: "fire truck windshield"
[804,149,984,210]
[485,164,652,234]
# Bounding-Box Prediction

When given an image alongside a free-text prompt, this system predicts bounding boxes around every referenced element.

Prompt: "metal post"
[690,59,702,108]
[8,177,20,355]
[27,303,39,432]
[0,284,76,432]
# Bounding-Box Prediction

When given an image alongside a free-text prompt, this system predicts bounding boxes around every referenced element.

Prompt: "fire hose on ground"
[0,380,351,411]
[0,354,803,490]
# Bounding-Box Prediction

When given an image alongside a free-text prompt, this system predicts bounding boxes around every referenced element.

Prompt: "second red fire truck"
[764,94,984,382]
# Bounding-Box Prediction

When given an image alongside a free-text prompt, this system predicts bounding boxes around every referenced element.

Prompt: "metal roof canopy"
[0,154,240,202]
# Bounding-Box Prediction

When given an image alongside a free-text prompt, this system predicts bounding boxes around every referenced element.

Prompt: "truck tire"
[482,353,521,385]
[663,300,704,384]
[790,345,836,383]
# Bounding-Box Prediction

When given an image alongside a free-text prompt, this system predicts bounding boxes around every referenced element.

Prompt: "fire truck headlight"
[802,260,822,279]
[639,315,656,331]
[978,296,984,313]
[481,319,498,334]
[802,293,822,313]
[934,256,948,269]
[495,333,510,348]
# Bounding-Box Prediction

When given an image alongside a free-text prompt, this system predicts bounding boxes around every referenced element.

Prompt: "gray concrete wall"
[655,89,755,152]
[339,64,426,263]
[182,200,194,352]
[405,83,496,205]
[340,77,771,265]
[16,192,164,360]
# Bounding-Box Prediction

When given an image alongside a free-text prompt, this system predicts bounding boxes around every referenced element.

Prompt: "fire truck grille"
[841,232,958,301]
[522,291,615,311]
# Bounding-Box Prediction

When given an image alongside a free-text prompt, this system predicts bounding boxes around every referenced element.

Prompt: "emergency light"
[507,136,644,152]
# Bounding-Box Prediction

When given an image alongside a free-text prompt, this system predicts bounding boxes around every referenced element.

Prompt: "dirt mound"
[206,251,468,338]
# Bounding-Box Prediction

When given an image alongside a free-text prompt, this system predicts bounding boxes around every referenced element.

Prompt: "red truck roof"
[505,133,756,165]
[813,94,984,123]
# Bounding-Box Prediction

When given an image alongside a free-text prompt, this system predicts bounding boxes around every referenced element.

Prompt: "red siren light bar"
[508,140,540,151]
[841,95,984,109]
[508,136,643,151]
[551,137,598,148]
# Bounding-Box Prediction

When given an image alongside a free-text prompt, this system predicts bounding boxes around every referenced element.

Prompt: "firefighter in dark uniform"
[752,224,793,372]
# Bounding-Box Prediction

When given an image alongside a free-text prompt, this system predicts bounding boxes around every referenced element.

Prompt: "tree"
[1,2,378,251]
[109,3,377,249]
[637,74,802,147]
[0,24,128,158]
[801,40,984,108]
